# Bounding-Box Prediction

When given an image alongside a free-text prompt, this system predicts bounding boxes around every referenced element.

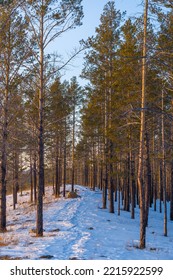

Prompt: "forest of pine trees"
[0,0,173,250]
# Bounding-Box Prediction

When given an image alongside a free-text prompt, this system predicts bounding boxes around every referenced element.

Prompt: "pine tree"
[47,77,71,198]
[137,0,149,249]
[22,0,83,236]
[117,18,142,216]
[0,1,29,232]
[66,77,83,192]
[82,1,123,213]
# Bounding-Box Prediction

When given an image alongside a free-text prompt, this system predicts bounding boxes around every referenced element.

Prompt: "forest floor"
[0,185,173,260]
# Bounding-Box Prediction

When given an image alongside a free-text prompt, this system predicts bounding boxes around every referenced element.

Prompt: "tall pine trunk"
[13,151,19,209]
[130,151,135,219]
[55,138,60,197]
[103,89,108,209]
[170,122,173,220]
[170,160,173,220]
[0,94,8,232]
[161,90,167,236]
[0,61,9,232]
[33,152,37,203]
[63,118,67,198]
[137,0,148,249]
[145,132,151,227]
[109,140,114,213]
[36,7,44,237]
[71,99,75,192]
[30,152,33,203]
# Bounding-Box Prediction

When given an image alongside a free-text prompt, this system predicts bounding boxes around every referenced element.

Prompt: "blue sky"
[47,0,143,85]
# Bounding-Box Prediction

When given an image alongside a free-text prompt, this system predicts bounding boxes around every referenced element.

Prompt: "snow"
[0,185,173,260]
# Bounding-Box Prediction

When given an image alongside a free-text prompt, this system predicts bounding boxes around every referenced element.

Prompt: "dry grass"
[0,236,8,247]
[0,242,7,247]
[0,255,23,260]
[67,191,79,199]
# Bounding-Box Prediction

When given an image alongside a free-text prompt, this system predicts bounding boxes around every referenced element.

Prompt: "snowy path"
[0,185,173,260]
[0,186,99,260]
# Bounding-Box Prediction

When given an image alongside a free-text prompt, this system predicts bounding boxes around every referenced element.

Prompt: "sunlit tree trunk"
[161,90,167,236]
[103,89,108,209]
[137,0,148,249]
[145,132,151,227]
[33,152,37,203]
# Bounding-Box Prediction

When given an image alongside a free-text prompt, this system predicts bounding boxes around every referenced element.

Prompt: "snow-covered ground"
[0,185,173,260]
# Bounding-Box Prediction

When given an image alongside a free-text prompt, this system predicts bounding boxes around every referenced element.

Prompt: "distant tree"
[47,77,70,198]
[154,2,173,225]
[82,1,124,213]
[67,77,83,192]
[118,18,142,218]
[9,85,26,209]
